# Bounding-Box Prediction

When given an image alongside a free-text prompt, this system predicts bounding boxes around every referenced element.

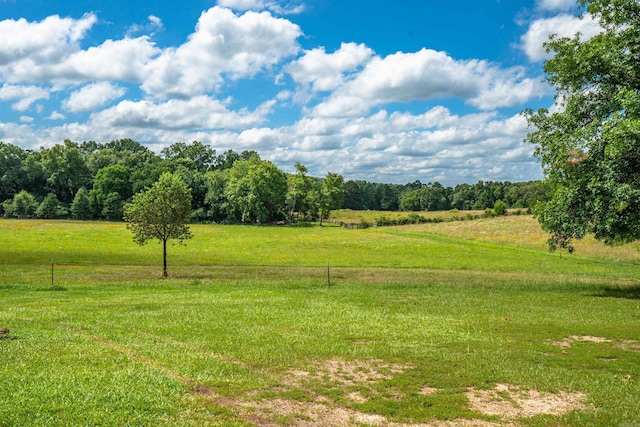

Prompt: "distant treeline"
[342,179,549,212]
[0,139,548,222]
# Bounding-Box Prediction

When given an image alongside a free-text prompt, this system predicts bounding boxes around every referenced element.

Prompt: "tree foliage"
[524,0,640,251]
[224,155,288,223]
[71,188,92,220]
[124,173,192,277]
[0,138,545,222]
[36,193,63,219]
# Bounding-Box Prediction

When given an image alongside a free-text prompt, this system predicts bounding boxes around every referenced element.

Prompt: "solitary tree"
[523,0,640,252]
[124,172,192,277]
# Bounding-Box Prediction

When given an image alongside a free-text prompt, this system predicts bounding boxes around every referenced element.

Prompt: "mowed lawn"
[1,217,639,426]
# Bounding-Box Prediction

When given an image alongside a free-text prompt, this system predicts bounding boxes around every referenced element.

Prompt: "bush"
[5,190,37,218]
[493,200,508,216]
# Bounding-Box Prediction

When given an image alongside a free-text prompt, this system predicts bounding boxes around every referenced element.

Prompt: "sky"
[0,0,601,185]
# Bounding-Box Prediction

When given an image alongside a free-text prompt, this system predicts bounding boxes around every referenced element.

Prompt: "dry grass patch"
[419,386,441,396]
[616,339,640,353]
[238,359,513,426]
[409,215,640,262]
[239,397,510,427]
[285,358,412,389]
[465,383,588,419]
[546,335,614,348]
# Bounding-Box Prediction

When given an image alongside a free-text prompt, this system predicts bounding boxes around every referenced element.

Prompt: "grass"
[329,208,487,224]
[1,217,639,426]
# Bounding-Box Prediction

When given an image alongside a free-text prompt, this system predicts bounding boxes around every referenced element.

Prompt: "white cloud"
[520,13,601,62]
[288,42,374,95]
[217,0,305,15]
[89,95,275,130]
[536,0,577,12]
[310,49,546,117]
[47,111,66,120]
[142,6,301,97]
[62,82,126,112]
[0,7,547,185]
[127,15,164,37]
[0,14,97,74]
[42,37,159,84]
[0,84,50,111]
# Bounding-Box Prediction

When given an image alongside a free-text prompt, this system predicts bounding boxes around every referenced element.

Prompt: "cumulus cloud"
[89,95,275,130]
[310,48,546,117]
[274,109,537,183]
[142,6,301,97]
[47,111,66,120]
[0,14,97,76]
[0,6,546,185]
[0,84,50,111]
[0,7,300,94]
[520,13,601,62]
[536,0,578,12]
[62,82,126,112]
[288,42,374,95]
[217,0,305,15]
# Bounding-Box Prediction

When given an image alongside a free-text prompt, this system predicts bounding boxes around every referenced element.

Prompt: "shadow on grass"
[595,284,640,299]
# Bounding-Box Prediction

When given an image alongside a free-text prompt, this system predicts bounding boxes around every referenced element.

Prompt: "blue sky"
[0,0,600,184]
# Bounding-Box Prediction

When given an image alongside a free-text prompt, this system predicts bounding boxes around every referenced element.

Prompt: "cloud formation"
[63,82,126,112]
[216,0,305,15]
[536,0,578,12]
[142,7,301,97]
[0,84,50,111]
[310,49,547,117]
[520,13,601,62]
[0,4,559,184]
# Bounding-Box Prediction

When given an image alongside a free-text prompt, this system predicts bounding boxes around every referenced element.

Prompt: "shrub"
[493,200,508,216]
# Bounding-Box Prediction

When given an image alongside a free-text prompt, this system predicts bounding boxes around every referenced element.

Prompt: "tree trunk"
[163,239,168,278]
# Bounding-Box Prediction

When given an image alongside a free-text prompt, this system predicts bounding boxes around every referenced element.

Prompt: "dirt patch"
[546,335,612,348]
[570,335,612,343]
[285,358,412,388]
[616,339,640,353]
[465,383,587,419]
[240,360,510,426]
[419,386,441,396]
[238,398,386,427]
[345,391,368,403]
[240,397,508,427]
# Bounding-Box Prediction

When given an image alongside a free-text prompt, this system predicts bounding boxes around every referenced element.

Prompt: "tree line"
[0,139,548,222]
[0,139,343,223]
[342,179,548,212]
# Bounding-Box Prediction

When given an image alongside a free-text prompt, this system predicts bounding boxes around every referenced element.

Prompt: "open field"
[1,217,639,426]
[329,209,490,224]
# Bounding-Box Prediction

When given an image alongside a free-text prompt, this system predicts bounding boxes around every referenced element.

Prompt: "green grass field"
[1,217,639,426]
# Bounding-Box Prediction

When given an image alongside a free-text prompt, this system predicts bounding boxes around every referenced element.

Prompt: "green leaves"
[124,173,192,276]
[524,0,640,251]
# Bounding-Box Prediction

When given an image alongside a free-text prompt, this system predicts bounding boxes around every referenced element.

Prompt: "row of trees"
[0,139,548,223]
[342,179,548,212]
[0,139,344,224]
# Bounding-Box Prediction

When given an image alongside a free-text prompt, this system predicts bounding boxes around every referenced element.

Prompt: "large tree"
[225,156,287,223]
[124,173,192,277]
[523,0,640,252]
